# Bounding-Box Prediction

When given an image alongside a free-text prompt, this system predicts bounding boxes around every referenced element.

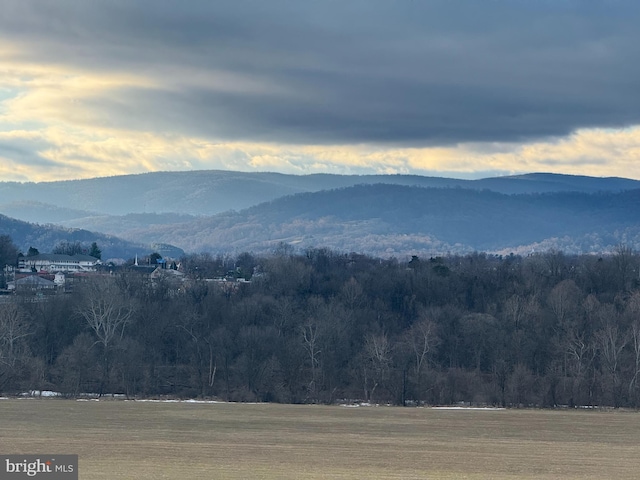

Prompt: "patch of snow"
[431,406,505,411]
[183,399,226,404]
[126,398,249,404]
[135,399,180,403]
[21,390,62,397]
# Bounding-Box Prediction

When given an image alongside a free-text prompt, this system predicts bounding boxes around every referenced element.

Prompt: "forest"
[2,241,640,408]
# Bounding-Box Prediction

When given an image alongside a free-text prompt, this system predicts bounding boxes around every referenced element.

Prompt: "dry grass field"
[1,399,639,479]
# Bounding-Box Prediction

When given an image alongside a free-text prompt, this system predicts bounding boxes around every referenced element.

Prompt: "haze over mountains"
[1,170,640,259]
[2,170,640,216]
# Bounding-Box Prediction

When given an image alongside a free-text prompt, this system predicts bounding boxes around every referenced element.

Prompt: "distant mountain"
[469,172,640,194]
[3,171,640,258]
[0,202,197,243]
[94,184,640,257]
[0,214,150,260]
[1,170,638,219]
[0,201,99,224]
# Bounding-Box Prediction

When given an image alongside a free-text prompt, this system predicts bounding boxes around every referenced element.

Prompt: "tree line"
[3,240,640,408]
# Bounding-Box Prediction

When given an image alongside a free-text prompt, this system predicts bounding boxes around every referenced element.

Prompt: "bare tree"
[0,303,31,368]
[548,279,582,332]
[362,333,393,403]
[404,317,438,404]
[301,319,322,400]
[542,249,566,279]
[565,329,597,406]
[52,241,85,256]
[596,306,627,407]
[503,293,539,329]
[76,278,136,394]
[0,302,33,392]
[273,296,296,337]
[626,293,640,405]
[629,320,640,405]
[341,277,365,312]
[613,244,636,291]
[175,308,219,398]
[77,278,136,350]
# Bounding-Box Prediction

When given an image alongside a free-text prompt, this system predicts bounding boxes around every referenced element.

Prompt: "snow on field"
[6,393,504,410]
[431,406,505,411]
[20,390,62,397]
[337,403,506,410]
[132,399,227,404]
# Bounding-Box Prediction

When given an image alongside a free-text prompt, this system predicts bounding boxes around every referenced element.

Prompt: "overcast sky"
[1,1,640,181]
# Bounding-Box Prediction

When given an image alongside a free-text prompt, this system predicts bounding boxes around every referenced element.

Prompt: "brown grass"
[1,400,640,479]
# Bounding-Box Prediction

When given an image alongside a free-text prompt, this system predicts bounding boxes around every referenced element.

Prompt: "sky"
[2,0,640,182]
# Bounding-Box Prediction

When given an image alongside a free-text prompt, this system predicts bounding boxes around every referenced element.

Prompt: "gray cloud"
[0,144,54,167]
[0,133,61,168]
[2,0,640,146]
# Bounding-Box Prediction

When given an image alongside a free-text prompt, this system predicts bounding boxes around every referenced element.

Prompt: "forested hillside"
[3,247,640,408]
[0,214,145,259]
[124,185,640,256]
[4,172,640,258]
[4,184,640,258]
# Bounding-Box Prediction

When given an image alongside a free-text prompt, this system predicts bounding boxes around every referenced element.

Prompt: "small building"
[9,275,56,293]
[54,272,66,287]
[150,266,185,282]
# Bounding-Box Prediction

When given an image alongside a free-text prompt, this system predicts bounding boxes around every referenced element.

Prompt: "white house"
[18,254,101,273]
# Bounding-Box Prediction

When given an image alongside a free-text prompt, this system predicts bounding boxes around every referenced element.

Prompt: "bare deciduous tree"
[341,277,364,312]
[503,294,539,329]
[362,333,392,402]
[403,316,438,404]
[301,319,322,400]
[76,278,136,394]
[548,279,582,331]
[77,278,136,350]
[176,309,218,398]
[0,303,31,368]
[596,306,627,407]
[626,292,640,405]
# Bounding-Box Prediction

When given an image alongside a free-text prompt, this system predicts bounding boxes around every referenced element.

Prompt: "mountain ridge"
[1,170,639,218]
[66,184,640,257]
[2,171,640,258]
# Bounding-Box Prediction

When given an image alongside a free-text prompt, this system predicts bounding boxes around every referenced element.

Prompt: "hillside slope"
[0,214,147,260]
[110,185,640,256]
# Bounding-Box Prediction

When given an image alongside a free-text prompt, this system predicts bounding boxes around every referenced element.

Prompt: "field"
[1,400,640,479]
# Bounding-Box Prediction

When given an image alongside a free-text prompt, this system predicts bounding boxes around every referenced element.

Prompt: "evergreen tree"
[0,235,19,267]
[89,242,102,260]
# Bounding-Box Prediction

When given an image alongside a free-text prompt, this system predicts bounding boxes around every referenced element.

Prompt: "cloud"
[1,1,640,180]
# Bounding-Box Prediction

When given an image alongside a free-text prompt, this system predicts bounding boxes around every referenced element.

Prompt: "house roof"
[15,275,55,286]
[128,265,157,274]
